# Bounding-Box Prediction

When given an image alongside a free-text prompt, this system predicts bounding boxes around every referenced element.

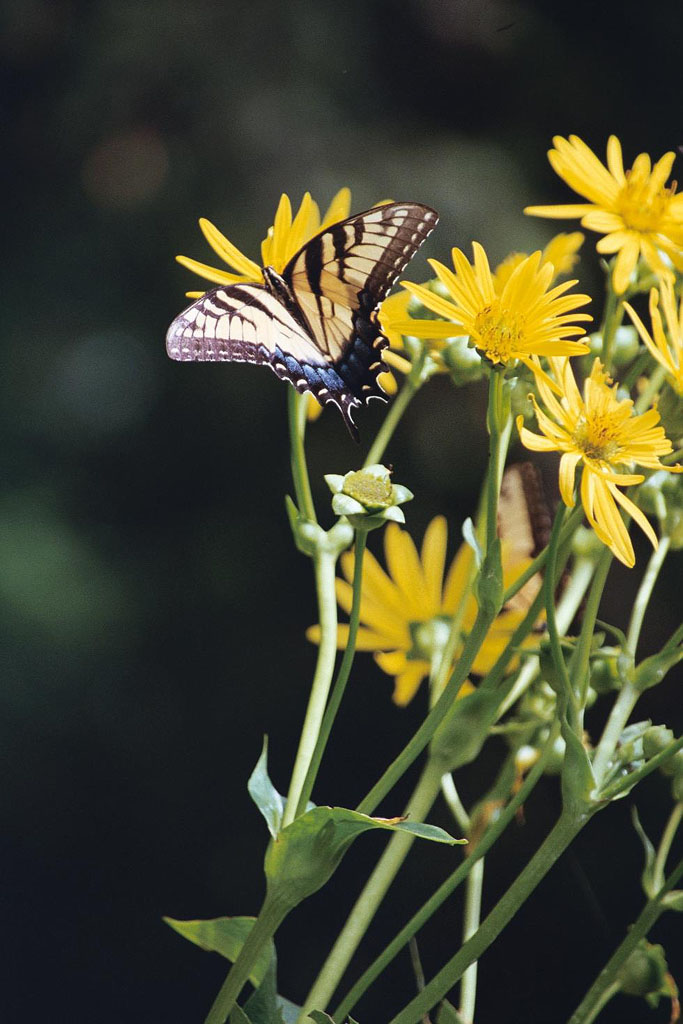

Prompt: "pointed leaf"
[248,737,284,839]
[461,517,482,568]
[278,997,302,1023]
[265,806,462,911]
[631,807,657,897]
[244,957,284,1024]
[163,916,273,987]
[308,1014,359,1024]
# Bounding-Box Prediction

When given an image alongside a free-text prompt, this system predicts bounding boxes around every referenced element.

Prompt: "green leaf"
[631,806,657,897]
[308,1014,359,1024]
[278,997,302,1023]
[248,737,284,839]
[244,958,284,1024]
[163,916,273,987]
[430,686,501,772]
[265,806,462,912]
[461,517,482,568]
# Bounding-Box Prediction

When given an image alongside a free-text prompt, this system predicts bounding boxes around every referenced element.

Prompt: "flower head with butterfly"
[166,189,438,439]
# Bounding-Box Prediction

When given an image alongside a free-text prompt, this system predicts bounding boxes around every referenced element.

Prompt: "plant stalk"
[298,758,444,1021]
[296,531,368,816]
[568,858,683,1024]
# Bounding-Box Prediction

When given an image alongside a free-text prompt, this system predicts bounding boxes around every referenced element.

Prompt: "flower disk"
[525,135,683,294]
[401,243,592,373]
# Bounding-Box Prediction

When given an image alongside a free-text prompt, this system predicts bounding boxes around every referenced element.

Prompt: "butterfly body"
[166,202,439,439]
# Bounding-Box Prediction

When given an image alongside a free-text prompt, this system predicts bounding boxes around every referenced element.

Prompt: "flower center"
[572,413,621,462]
[342,469,393,510]
[473,304,525,363]
[617,175,675,234]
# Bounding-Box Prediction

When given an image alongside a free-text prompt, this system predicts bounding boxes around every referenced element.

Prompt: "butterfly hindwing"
[166,284,367,423]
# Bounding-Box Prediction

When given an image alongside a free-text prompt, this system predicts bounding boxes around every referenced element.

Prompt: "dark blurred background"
[2,1,681,1021]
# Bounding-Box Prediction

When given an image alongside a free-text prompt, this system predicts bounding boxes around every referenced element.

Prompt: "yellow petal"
[421,516,448,616]
[442,542,475,614]
[391,663,428,706]
[321,187,352,229]
[612,237,640,294]
[175,254,256,286]
[384,524,428,619]
[559,451,581,507]
[198,218,263,279]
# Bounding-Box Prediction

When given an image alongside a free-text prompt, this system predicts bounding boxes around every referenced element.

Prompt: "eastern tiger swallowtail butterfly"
[498,463,552,616]
[166,202,439,439]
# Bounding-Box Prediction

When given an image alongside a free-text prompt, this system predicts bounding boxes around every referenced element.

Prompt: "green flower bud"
[325,465,413,531]
[543,734,567,776]
[642,725,675,759]
[442,336,484,385]
[672,773,683,802]
[572,525,606,558]
[617,941,668,998]
[590,649,622,694]
[661,748,683,778]
[639,469,683,548]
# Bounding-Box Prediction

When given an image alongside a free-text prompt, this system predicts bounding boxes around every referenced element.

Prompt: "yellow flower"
[624,280,683,395]
[517,357,681,567]
[492,232,584,292]
[525,135,683,294]
[177,187,353,297]
[401,244,592,372]
[307,517,537,706]
[377,289,457,375]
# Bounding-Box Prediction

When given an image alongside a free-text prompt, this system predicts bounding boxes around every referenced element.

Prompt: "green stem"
[440,774,471,832]
[459,857,484,1023]
[601,275,623,371]
[287,388,316,522]
[356,606,495,817]
[389,810,586,1024]
[364,350,427,467]
[295,531,368,816]
[634,363,667,414]
[299,758,444,1021]
[600,736,683,801]
[335,724,559,1021]
[282,551,339,827]
[545,507,579,723]
[568,858,683,1024]
[652,802,683,892]
[570,546,613,708]
[203,894,289,1024]
[501,505,583,607]
[485,369,506,555]
[625,536,671,660]
[591,681,640,787]
[497,555,594,719]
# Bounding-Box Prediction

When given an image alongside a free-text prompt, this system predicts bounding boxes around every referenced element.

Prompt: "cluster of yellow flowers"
[178,134,682,705]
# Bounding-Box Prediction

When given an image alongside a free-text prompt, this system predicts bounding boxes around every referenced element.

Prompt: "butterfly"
[166,202,439,439]
[498,463,552,616]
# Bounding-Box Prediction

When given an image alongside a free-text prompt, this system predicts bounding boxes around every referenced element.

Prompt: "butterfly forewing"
[166,201,439,439]
[285,202,439,356]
